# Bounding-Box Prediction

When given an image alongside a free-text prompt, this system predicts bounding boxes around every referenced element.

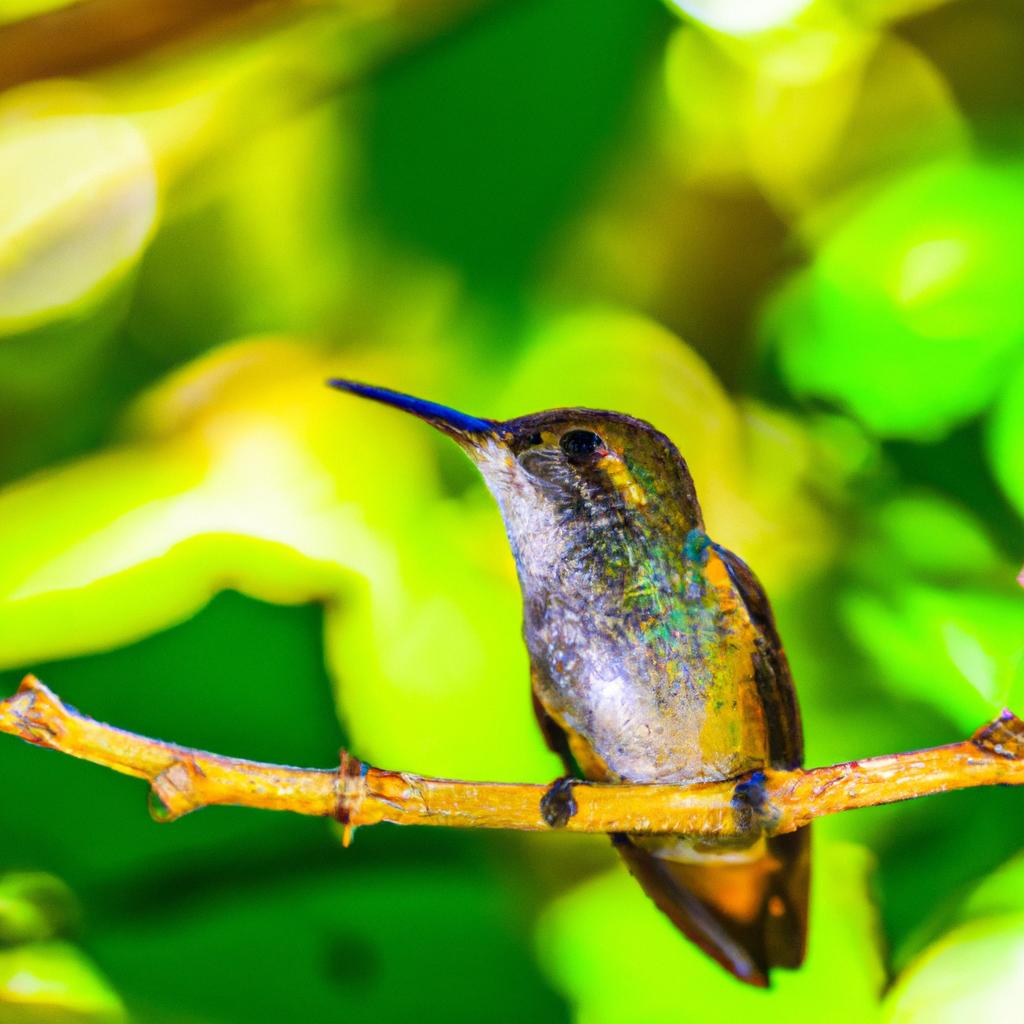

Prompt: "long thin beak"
[327,379,498,450]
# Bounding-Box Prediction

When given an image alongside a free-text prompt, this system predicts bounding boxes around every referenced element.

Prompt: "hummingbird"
[329,379,809,986]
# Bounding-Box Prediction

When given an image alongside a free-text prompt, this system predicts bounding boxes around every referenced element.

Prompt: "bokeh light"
[668,0,817,35]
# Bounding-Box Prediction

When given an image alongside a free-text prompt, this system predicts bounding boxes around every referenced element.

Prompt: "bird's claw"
[731,770,778,836]
[540,776,582,828]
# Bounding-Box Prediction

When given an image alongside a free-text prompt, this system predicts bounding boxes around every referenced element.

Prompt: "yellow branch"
[2,675,1023,845]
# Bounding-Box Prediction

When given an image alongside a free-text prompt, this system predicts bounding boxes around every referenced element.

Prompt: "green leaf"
[988,353,1024,519]
[841,583,1024,729]
[765,160,1024,438]
[872,494,1003,581]
[0,942,124,1023]
[0,338,434,668]
[884,914,1024,1024]
[0,874,77,945]
[953,850,1024,925]
[835,490,1024,730]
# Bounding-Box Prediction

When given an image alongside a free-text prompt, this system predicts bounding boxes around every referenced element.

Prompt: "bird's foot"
[730,770,778,837]
[540,776,584,828]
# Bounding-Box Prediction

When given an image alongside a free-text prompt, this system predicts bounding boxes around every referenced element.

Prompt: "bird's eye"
[560,429,604,460]
[525,431,543,447]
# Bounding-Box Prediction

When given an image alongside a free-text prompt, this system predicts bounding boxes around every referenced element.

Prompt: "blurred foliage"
[765,160,1024,438]
[0,0,1021,1021]
[538,841,886,1024]
[0,873,124,1022]
[882,848,1024,1022]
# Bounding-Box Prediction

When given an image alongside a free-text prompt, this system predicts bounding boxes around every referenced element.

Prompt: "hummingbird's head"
[329,380,704,586]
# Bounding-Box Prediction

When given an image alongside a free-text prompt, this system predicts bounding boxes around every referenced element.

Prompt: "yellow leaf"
[0,113,158,333]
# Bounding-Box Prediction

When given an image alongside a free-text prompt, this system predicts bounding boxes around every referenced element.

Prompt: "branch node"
[2,676,66,747]
[972,710,1024,760]
[150,760,203,822]
[336,749,368,847]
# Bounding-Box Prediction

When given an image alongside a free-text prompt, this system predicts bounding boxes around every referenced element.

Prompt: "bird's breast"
[528,550,770,785]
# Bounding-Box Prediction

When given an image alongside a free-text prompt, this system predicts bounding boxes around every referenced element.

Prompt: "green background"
[0,0,1023,1020]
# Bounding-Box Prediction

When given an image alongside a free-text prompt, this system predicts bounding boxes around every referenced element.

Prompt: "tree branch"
[2,675,1023,845]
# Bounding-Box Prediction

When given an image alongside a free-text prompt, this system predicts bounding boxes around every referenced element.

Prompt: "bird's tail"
[614,828,810,987]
